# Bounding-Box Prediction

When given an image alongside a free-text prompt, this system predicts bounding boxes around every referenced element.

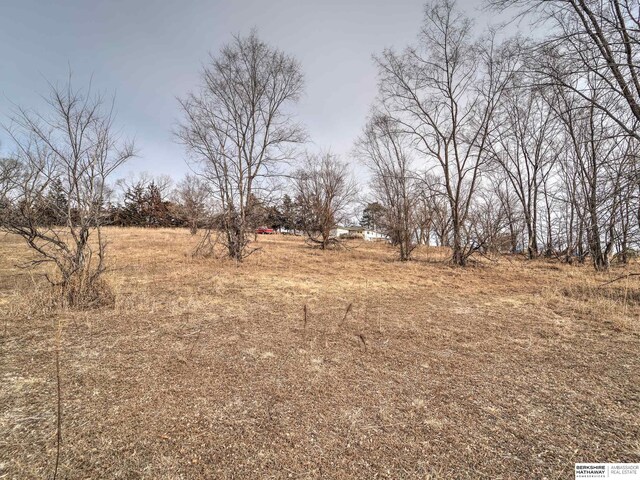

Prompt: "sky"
[0,0,510,184]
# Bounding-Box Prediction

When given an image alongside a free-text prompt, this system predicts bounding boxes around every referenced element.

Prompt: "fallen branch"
[188,329,203,357]
[357,333,367,351]
[599,273,640,287]
[303,304,308,330]
[339,302,353,326]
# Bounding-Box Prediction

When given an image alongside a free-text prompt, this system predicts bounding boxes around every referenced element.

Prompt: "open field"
[1,227,639,479]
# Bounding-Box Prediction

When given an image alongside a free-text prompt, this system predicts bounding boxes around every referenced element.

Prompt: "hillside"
[1,228,639,478]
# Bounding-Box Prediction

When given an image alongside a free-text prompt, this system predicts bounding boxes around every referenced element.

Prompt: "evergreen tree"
[46,179,69,225]
[280,194,296,231]
[360,202,384,230]
[122,182,147,226]
[146,181,170,227]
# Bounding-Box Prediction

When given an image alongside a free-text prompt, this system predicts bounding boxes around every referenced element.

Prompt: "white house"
[330,225,389,242]
[363,229,389,242]
[330,226,351,237]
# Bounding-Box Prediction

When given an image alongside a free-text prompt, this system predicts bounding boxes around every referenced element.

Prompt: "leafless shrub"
[0,76,134,308]
[173,174,211,235]
[192,228,219,258]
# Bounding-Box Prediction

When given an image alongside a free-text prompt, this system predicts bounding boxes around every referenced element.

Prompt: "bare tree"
[177,31,306,261]
[416,173,451,247]
[468,188,511,254]
[0,78,134,307]
[0,156,21,204]
[491,176,525,253]
[376,0,520,265]
[487,79,558,258]
[413,195,434,246]
[356,114,418,260]
[293,153,357,249]
[551,73,631,270]
[490,0,640,140]
[613,147,639,263]
[174,174,211,234]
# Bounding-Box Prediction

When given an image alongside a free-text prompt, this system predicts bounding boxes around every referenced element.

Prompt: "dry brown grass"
[1,227,639,479]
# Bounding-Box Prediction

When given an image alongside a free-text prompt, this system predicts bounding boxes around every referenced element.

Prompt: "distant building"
[331,226,351,237]
[363,229,388,242]
[330,225,389,242]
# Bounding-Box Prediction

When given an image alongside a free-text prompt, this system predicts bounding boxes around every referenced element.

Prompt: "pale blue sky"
[0,0,507,182]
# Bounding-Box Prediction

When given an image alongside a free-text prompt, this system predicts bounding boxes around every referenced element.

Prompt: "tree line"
[1,0,639,306]
[355,0,640,268]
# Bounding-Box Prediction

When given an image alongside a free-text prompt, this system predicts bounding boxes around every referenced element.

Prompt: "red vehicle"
[256,227,275,234]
